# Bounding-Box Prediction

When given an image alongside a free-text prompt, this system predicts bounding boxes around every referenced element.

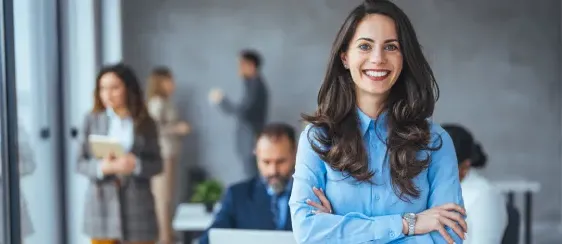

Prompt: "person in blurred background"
[0,125,36,244]
[198,123,296,244]
[208,49,269,177]
[146,66,191,244]
[77,63,162,244]
[442,124,508,244]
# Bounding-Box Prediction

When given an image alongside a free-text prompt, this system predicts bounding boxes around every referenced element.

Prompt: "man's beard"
[267,176,289,195]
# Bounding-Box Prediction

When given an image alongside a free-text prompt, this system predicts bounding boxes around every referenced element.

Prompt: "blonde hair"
[146,66,173,99]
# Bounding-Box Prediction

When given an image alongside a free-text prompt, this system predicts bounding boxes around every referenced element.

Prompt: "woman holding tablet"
[289,1,467,243]
[77,63,162,244]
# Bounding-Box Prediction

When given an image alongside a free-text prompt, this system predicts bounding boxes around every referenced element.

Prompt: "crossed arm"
[289,126,467,244]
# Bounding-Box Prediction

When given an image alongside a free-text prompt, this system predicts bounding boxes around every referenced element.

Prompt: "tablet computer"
[88,135,125,159]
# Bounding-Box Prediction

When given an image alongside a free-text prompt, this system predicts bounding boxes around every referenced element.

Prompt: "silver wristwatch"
[402,213,416,236]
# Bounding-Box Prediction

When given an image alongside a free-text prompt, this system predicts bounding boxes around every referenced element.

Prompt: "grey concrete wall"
[122,0,562,223]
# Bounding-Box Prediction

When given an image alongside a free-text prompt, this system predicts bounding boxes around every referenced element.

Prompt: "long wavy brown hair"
[92,63,151,131]
[302,0,442,201]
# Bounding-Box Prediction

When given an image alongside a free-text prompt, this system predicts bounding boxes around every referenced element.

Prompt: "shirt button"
[389,231,395,238]
[375,195,380,200]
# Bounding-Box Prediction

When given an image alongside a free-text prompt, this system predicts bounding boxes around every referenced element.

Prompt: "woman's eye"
[359,43,371,51]
[385,44,398,51]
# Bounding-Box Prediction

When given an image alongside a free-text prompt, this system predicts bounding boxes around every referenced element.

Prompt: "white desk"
[493,180,541,194]
[492,180,541,244]
[209,229,296,244]
[173,203,218,244]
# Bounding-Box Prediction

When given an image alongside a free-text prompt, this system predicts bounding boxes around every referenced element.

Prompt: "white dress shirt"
[96,109,141,178]
[461,170,508,244]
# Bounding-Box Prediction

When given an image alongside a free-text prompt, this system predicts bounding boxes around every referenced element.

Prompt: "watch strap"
[402,213,416,236]
[408,217,415,236]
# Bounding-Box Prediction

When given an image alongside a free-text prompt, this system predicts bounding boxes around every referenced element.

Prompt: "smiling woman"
[289,0,467,244]
[342,14,403,100]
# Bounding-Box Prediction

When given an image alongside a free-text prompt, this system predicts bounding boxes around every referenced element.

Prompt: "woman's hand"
[415,203,468,243]
[114,153,137,174]
[100,153,117,175]
[306,187,333,214]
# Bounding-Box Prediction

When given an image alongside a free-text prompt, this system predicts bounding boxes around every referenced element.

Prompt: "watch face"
[404,213,415,220]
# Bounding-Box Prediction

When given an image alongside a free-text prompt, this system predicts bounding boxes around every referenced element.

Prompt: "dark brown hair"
[240,49,262,69]
[442,124,474,164]
[92,63,151,131]
[442,124,487,169]
[258,123,297,148]
[146,66,173,99]
[302,0,441,200]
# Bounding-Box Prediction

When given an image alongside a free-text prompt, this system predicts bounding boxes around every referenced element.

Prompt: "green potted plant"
[190,179,224,213]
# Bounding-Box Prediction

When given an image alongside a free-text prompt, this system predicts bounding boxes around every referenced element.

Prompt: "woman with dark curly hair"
[289,1,467,243]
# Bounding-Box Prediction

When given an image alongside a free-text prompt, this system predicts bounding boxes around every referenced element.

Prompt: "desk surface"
[173,203,215,231]
[209,229,296,244]
[492,180,541,193]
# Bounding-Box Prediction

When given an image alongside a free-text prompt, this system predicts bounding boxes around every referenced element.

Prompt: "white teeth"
[365,70,389,77]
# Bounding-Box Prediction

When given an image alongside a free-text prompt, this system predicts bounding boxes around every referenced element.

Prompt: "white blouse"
[461,170,508,244]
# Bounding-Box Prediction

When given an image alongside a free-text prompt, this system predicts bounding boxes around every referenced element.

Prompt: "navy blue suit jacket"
[199,177,292,244]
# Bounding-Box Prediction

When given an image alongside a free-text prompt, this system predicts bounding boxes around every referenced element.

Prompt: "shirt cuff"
[378,214,405,241]
[133,157,142,175]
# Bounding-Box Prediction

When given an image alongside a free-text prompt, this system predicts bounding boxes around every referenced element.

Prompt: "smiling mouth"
[363,69,390,81]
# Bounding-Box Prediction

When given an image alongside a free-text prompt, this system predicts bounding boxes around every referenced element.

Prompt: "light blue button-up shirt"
[289,108,464,244]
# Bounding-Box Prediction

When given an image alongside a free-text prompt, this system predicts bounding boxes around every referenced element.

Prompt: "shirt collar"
[356,107,387,136]
[105,108,132,120]
[105,108,118,118]
[461,169,483,184]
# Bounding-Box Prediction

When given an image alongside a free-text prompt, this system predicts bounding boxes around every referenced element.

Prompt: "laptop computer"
[208,228,296,244]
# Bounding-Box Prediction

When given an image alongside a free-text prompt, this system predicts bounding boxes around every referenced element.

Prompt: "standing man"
[209,49,269,177]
